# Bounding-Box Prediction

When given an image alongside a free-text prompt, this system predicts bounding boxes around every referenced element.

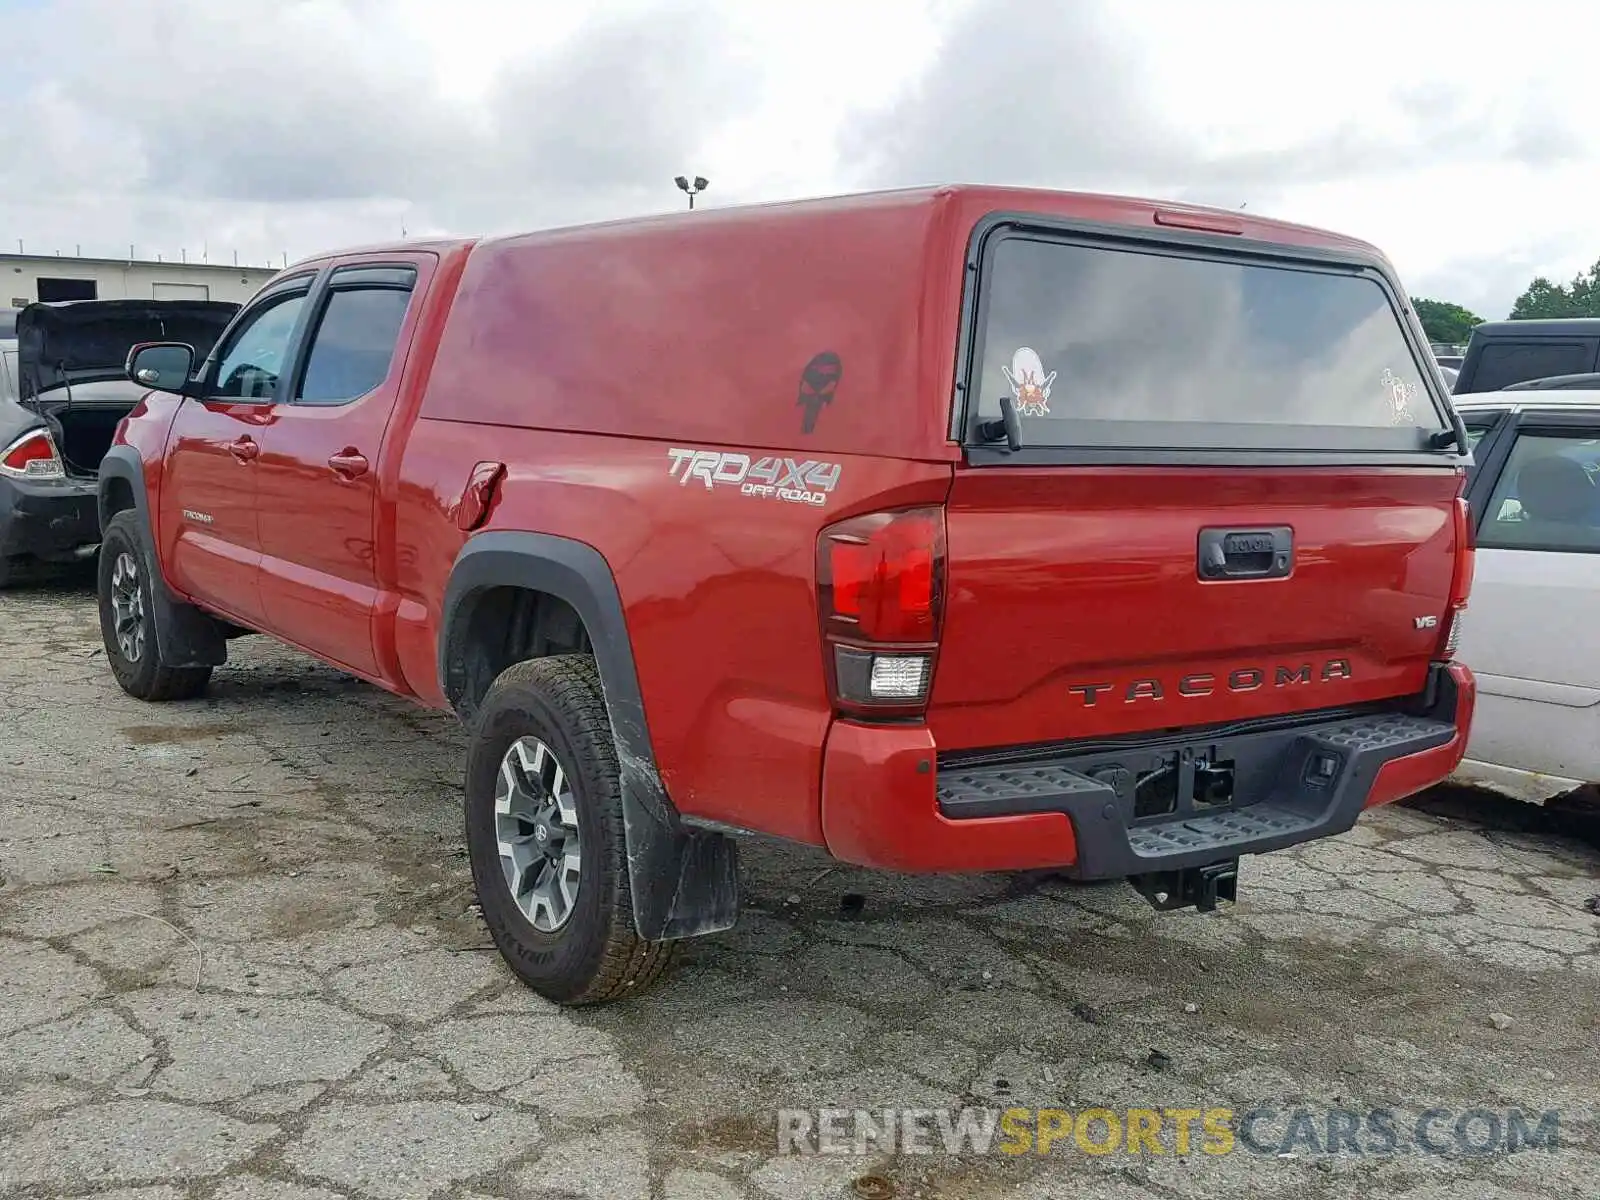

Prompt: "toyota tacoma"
[96,186,1478,1003]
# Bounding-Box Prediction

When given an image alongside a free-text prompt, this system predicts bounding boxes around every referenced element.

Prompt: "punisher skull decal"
[1001,347,1056,417]
[797,351,843,434]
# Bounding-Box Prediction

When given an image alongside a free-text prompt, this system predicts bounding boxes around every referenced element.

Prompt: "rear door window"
[1472,341,1593,392]
[294,268,416,406]
[1478,430,1600,552]
[970,236,1446,452]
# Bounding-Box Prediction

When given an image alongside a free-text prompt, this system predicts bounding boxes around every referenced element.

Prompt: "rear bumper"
[0,472,101,562]
[819,662,1475,875]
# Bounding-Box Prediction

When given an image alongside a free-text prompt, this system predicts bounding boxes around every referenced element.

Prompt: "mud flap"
[612,712,740,941]
[621,789,740,940]
[130,517,228,669]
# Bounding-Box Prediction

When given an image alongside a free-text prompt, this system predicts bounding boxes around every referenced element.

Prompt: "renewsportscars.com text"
[776,1105,1562,1158]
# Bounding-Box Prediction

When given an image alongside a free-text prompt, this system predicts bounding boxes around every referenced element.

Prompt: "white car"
[1450,388,1600,801]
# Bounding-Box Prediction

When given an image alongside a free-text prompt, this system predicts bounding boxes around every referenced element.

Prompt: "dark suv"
[1454,319,1600,394]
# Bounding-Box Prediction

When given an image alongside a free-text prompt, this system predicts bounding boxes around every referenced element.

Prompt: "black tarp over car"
[13,298,238,475]
[17,298,238,400]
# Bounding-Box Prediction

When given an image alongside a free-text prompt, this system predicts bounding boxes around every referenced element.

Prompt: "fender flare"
[441,531,739,941]
[97,447,227,668]
[97,446,150,534]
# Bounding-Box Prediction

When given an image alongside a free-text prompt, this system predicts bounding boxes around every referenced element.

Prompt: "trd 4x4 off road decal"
[666,448,842,507]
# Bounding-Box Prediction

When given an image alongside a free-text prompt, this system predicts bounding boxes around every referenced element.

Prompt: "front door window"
[209,292,308,400]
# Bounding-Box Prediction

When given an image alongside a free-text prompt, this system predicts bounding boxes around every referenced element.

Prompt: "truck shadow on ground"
[1407,782,1600,847]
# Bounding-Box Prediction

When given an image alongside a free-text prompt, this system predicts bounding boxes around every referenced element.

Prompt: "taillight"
[0,430,64,480]
[1437,495,1474,661]
[1441,610,1464,658]
[818,506,946,716]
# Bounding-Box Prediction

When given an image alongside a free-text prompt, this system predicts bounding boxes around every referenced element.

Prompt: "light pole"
[674,175,709,210]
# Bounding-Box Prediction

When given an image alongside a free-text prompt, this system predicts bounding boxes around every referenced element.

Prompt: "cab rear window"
[969,235,1447,452]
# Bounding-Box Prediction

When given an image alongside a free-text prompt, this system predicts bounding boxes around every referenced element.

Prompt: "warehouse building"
[1,252,278,307]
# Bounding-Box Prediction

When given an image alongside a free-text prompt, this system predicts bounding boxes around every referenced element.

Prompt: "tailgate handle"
[1198,527,1293,580]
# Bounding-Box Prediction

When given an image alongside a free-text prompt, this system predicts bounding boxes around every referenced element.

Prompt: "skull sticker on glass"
[1380,367,1419,426]
[1001,347,1056,417]
[797,351,843,435]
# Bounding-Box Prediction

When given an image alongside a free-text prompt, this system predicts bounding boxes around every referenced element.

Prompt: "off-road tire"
[465,655,680,1004]
[97,511,212,701]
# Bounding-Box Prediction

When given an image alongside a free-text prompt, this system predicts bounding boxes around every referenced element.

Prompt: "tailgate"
[934,219,1467,753]
[928,465,1460,751]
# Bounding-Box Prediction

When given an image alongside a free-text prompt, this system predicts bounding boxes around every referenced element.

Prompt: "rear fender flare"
[441,531,739,941]
[97,447,227,668]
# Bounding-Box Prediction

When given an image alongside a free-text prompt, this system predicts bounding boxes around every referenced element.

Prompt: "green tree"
[1509,258,1600,319]
[1411,297,1484,344]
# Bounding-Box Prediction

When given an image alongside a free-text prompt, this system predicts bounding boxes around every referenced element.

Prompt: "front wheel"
[464,655,679,1004]
[96,511,211,701]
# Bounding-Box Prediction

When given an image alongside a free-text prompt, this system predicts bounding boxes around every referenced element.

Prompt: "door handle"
[328,449,369,479]
[228,436,259,462]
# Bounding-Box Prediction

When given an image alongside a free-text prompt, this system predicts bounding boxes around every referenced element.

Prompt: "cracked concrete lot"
[1,579,1597,1200]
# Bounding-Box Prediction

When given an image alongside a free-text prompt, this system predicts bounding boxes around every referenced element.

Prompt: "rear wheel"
[464,655,679,1004]
[97,511,212,701]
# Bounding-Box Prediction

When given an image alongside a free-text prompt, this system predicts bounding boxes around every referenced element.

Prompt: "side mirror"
[126,342,195,395]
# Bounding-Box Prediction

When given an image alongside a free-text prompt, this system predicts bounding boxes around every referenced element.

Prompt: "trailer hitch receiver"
[1129,858,1240,913]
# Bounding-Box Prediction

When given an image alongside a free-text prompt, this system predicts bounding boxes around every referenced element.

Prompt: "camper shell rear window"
[963,232,1449,454]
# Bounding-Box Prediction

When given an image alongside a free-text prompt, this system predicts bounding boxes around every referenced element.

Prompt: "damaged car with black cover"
[0,298,237,585]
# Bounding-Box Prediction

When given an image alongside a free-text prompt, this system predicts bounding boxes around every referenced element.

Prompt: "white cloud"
[2,0,1598,316]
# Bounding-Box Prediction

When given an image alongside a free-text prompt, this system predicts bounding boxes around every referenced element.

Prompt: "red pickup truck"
[98,186,1477,1004]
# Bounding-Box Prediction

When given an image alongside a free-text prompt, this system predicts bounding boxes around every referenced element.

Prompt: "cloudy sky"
[2,0,1596,318]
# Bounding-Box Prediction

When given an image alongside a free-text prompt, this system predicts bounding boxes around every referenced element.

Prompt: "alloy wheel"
[494,735,583,932]
[109,552,146,663]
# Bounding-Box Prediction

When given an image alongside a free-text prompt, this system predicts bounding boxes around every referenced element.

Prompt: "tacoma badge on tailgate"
[1068,658,1354,706]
